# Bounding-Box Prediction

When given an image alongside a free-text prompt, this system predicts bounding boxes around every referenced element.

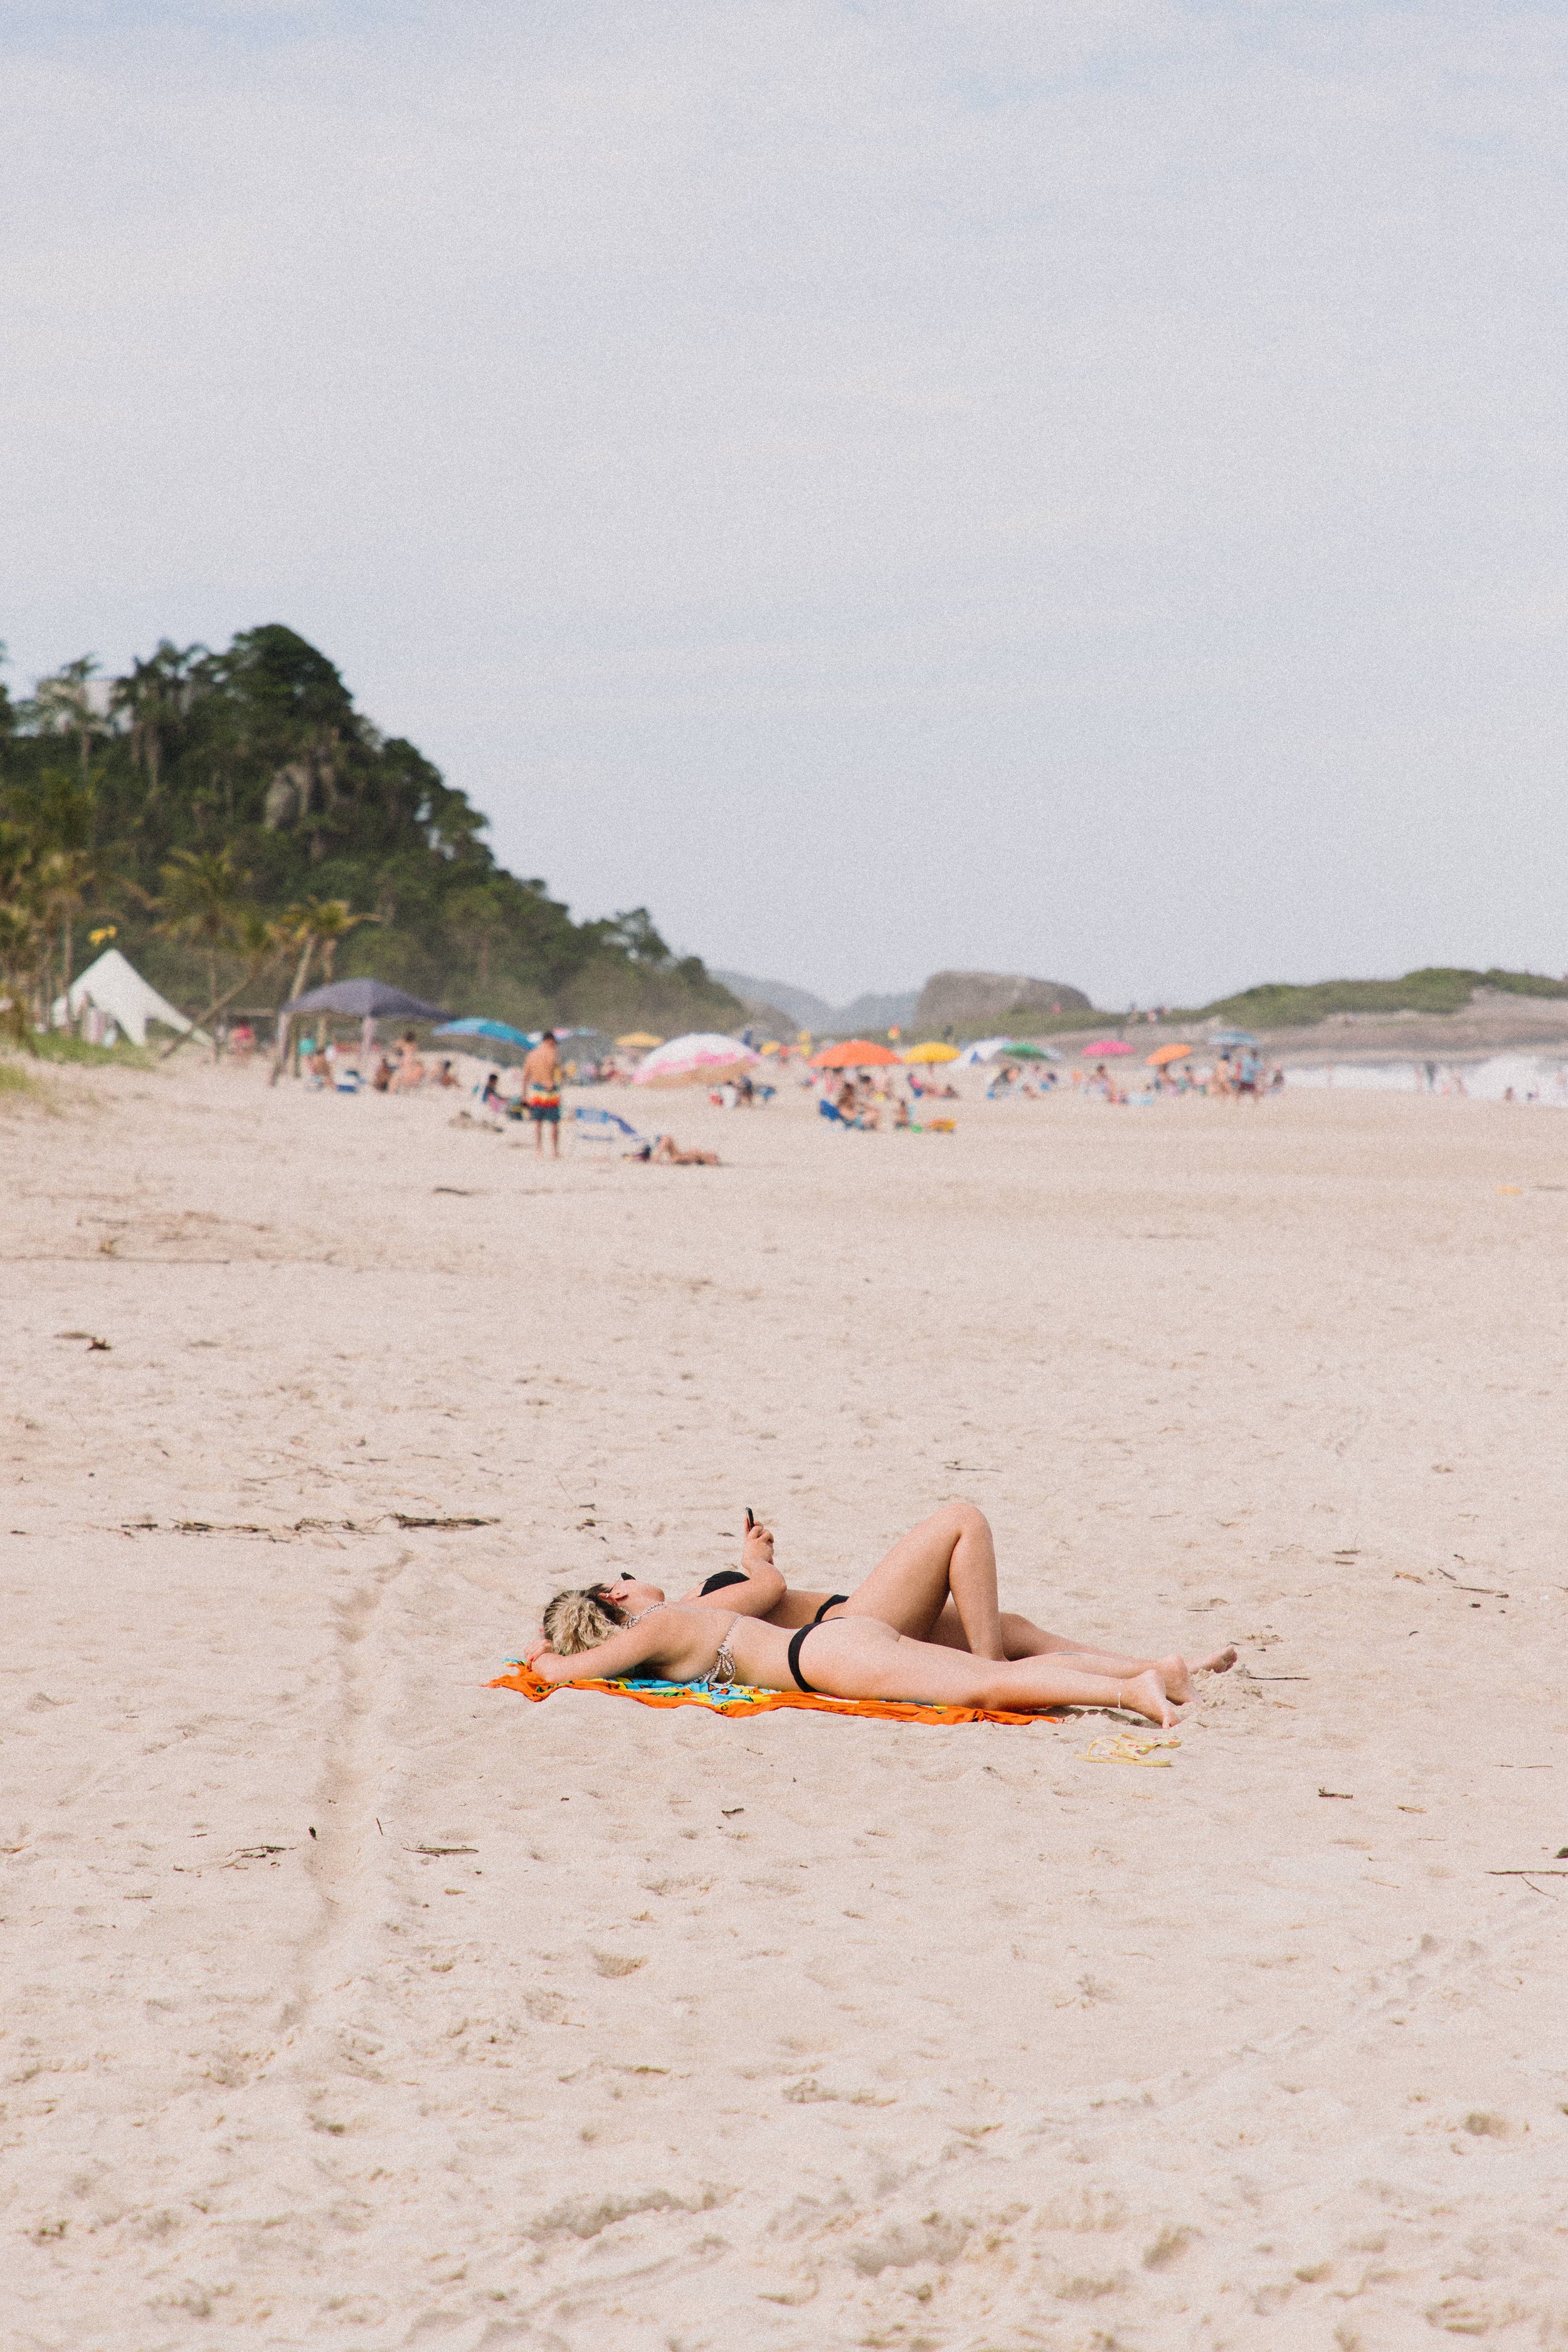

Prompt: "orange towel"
[489,1664,1056,1728]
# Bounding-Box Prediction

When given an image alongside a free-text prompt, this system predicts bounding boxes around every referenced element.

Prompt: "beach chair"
[573,1105,650,1155]
[818,1097,865,1130]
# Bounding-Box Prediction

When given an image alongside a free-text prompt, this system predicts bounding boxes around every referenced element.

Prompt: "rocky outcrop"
[913,970,1091,1034]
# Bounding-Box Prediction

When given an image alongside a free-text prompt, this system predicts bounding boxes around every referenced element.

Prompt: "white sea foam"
[1284,1053,1568,1105]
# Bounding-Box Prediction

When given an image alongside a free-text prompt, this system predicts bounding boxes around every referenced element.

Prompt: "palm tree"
[0,900,41,1050]
[34,847,97,1017]
[157,846,247,1012]
[19,658,110,779]
[11,768,117,1012]
[158,907,285,1062]
[111,642,205,824]
[268,898,377,1082]
[445,881,511,993]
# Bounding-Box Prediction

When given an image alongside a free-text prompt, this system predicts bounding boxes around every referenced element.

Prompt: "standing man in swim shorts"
[522,1029,562,1157]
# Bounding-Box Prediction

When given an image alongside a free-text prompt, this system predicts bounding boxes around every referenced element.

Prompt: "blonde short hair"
[542,1586,624,1655]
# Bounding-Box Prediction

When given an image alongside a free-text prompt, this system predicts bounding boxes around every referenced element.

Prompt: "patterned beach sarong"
[489,1663,1056,1727]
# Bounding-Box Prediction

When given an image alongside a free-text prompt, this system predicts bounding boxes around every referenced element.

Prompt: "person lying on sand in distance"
[525,1581,1184,1729]
[652,1136,718,1165]
[581,1505,1234,1710]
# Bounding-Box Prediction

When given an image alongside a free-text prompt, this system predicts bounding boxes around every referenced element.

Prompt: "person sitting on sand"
[395,1030,425,1089]
[551,1505,1235,1708]
[526,1577,1184,1729]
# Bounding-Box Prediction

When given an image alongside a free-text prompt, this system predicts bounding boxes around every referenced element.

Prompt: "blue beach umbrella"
[433,1017,538,1049]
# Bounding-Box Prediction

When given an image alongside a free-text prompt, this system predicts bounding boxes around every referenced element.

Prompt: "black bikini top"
[699,1569,748,1595]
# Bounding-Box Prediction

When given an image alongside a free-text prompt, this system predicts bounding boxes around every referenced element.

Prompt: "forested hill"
[0,625,741,1034]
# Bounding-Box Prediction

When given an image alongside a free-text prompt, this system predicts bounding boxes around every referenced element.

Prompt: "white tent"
[56,948,209,1049]
[955,1036,1013,1067]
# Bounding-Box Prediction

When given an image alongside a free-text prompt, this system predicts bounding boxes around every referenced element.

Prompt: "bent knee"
[940,1500,991,1538]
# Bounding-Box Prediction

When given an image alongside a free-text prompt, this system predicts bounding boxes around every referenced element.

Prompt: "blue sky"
[4,1,1566,1005]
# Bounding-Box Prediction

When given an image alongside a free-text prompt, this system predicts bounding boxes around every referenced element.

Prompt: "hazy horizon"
[5,3,1567,1007]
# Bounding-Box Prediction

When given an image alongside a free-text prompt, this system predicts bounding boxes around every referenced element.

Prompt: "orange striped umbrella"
[810,1039,901,1067]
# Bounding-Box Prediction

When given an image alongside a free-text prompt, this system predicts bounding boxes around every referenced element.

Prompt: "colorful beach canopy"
[632,1032,760,1087]
[1081,1038,1133,1056]
[954,1037,1013,1066]
[811,1039,901,1068]
[1000,1040,1060,1061]
[433,1017,536,1049]
[903,1041,960,1064]
[1148,1041,1192,1066]
[616,1030,664,1050]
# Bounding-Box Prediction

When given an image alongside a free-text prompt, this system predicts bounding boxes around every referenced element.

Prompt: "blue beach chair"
[574,1105,652,1155]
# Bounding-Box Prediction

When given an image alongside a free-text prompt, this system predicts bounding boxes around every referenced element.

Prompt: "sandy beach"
[4,1063,1566,2350]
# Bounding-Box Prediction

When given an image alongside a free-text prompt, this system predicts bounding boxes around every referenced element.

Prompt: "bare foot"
[1162,1645,1237,1701]
[1117,1668,1182,1730]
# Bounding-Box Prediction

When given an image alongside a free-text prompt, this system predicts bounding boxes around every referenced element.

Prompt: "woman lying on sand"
[576,1504,1235,1708]
[529,1505,1234,1727]
[526,1587,1183,1728]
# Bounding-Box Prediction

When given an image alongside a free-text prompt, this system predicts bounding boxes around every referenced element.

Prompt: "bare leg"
[805,1621,1181,1730]
[837,1503,1007,1658]
[818,1505,1235,1690]
[928,1602,1236,1700]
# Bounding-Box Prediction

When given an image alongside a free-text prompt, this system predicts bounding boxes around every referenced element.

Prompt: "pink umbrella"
[631,1032,761,1088]
[1081,1039,1133,1056]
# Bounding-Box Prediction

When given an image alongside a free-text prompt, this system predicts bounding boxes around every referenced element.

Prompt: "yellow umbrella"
[616,1030,664,1050]
[904,1040,961,1064]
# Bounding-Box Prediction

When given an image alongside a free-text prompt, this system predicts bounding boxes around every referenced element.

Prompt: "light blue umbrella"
[433,1017,536,1049]
[1210,1029,1259,1048]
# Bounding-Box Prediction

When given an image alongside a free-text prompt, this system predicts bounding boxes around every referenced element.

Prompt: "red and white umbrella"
[631,1032,761,1088]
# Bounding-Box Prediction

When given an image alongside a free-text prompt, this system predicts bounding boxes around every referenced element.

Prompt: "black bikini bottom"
[787,1626,819,1693]
[813,1592,847,1624]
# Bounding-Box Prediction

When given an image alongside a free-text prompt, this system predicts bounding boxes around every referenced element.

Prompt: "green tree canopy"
[1,625,741,1036]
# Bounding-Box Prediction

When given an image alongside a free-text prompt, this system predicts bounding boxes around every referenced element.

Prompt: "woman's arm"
[680,1566,785,1617]
[677,1517,786,1618]
[525,1613,674,1686]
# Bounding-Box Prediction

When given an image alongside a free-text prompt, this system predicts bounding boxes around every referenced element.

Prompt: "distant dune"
[712,971,921,1035]
[913,970,1092,1033]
